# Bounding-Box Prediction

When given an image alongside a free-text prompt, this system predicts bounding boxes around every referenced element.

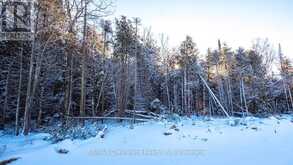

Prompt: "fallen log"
[0,157,20,165]
[67,116,150,122]
[125,110,161,118]
[148,112,161,117]
[125,111,159,120]
[98,125,107,138]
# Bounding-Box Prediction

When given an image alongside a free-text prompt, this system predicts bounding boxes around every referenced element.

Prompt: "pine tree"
[114,16,135,117]
[177,36,199,114]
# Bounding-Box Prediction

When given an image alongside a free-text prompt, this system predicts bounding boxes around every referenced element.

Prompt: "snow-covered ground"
[1,115,293,165]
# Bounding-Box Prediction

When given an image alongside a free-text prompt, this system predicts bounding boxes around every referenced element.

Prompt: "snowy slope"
[1,115,293,165]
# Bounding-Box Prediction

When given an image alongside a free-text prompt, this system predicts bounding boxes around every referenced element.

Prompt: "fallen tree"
[67,116,150,122]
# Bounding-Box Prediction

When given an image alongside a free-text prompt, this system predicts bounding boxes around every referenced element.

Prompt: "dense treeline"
[0,0,292,135]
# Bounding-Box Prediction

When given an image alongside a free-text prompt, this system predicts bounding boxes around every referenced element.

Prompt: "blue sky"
[112,0,293,58]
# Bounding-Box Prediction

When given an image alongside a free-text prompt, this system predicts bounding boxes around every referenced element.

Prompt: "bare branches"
[252,38,275,74]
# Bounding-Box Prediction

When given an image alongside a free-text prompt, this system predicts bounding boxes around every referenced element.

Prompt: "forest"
[0,0,292,136]
[1,0,293,164]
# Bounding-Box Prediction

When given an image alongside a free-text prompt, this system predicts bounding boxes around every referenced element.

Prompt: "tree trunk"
[80,0,88,117]
[16,45,24,135]
[117,59,128,117]
[287,84,293,110]
[242,78,248,115]
[283,80,290,111]
[66,53,74,125]
[64,51,70,122]
[199,74,230,117]
[227,77,233,115]
[1,62,12,130]
[37,87,44,127]
[23,40,36,135]
[173,83,178,113]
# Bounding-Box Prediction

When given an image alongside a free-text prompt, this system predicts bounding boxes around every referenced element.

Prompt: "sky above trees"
[113,0,293,58]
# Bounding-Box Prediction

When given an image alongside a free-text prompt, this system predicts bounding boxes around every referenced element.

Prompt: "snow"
[1,115,293,165]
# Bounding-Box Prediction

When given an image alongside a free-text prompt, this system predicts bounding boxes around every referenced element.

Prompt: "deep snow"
[1,115,293,165]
